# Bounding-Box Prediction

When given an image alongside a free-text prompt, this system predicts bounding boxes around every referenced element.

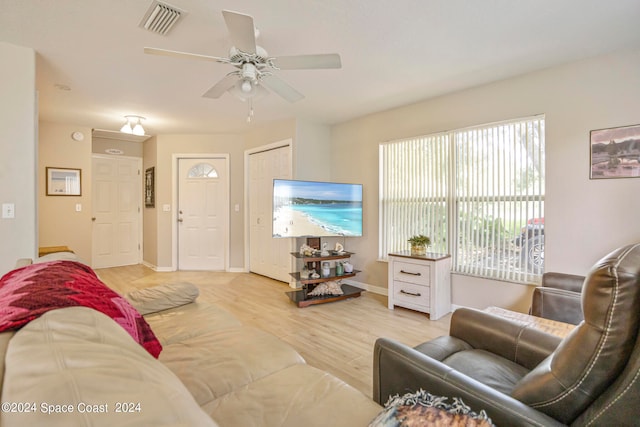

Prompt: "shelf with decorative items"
[286,242,362,307]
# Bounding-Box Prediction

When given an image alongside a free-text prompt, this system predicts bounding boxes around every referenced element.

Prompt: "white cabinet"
[387,251,451,320]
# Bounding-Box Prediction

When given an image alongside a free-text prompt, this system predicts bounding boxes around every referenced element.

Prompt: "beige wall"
[38,122,93,263]
[244,119,296,152]
[295,121,332,181]
[331,48,640,312]
[0,42,37,275]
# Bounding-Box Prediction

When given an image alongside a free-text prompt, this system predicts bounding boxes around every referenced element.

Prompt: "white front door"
[92,155,141,269]
[248,145,292,282]
[178,157,228,270]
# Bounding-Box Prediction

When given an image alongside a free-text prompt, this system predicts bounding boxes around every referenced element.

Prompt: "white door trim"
[244,139,293,273]
[172,153,230,271]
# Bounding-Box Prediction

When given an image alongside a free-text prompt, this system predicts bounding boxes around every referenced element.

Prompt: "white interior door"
[178,157,228,271]
[92,155,141,269]
[248,145,292,282]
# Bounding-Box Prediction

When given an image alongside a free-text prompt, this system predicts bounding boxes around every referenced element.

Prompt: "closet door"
[248,145,292,283]
[92,155,141,268]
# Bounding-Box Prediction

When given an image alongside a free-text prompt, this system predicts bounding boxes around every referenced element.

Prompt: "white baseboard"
[228,267,247,273]
[141,261,173,272]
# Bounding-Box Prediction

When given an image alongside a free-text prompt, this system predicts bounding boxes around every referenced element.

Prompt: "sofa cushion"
[202,364,382,427]
[0,260,161,357]
[0,307,218,427]
[160,326,305,405]
[125,282,200,315]
[145,302,242,345]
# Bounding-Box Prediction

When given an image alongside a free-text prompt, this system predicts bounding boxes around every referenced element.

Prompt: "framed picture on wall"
[46,167,81,196]
[145,167,155,207]
[590,123,640,179]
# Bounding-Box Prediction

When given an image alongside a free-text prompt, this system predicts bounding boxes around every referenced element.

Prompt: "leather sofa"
[1,254,381,426]
[530,272,584,324]
[373,242,640,426]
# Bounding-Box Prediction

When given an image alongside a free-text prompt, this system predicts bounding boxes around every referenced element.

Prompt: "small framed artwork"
[145,167,155,208]
[46,167,81,196]
[590,123,640,179]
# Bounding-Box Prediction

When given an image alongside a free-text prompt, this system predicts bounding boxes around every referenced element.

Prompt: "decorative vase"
[411,244,426,256]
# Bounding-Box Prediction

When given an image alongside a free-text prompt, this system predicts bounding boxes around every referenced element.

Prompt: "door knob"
[178,218,183,223]
[91,217,96,221]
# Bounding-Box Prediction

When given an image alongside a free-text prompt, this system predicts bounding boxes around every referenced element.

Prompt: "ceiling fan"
[144,9,341,120]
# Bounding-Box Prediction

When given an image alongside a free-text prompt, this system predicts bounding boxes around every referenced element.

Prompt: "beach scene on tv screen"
[273,180,363,237]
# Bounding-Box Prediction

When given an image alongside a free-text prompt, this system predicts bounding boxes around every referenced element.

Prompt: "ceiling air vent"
[139,1,185,36]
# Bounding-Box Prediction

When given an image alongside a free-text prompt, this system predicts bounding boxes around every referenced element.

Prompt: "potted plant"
[408,235,431,256]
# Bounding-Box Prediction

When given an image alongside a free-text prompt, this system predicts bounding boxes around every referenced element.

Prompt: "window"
[187,163,218,178]
[380,115,545,282]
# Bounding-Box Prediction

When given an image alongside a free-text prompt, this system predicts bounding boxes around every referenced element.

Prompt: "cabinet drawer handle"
[400,289,421,297]
[400,270,421,276]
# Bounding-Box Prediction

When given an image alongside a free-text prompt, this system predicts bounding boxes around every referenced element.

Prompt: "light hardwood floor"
[96,264,452,399]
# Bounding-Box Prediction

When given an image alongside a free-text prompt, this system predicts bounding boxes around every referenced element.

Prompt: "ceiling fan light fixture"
[241,80,253,93]
[132,123,145,136]
[121,115,146,136]
[145,9,342,121]
[231,79,258,101]
[120,122,133,134]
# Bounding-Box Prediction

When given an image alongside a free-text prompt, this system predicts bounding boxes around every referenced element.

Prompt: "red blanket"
[0,260,162,358]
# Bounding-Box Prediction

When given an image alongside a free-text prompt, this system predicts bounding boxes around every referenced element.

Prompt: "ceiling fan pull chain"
[247,98,254,123]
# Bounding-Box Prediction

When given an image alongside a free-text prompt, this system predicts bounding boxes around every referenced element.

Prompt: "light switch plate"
[2,203,15,219]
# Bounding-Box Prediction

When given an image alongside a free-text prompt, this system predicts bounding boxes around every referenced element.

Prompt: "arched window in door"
[187,163,219,178]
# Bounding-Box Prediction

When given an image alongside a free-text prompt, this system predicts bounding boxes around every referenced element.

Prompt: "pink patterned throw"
[0,260,162,358]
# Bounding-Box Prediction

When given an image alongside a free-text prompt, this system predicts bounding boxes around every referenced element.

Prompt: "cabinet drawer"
[392,261,430,286]
[393,282,430,308]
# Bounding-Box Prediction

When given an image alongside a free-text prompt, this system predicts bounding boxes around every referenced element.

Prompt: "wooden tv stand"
[286,252,362,307]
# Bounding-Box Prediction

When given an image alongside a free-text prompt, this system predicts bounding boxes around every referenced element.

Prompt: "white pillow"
[125,282,200,315]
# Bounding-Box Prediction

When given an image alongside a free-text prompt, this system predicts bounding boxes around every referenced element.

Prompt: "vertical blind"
[379,133,450,256]
[380,115,545,282]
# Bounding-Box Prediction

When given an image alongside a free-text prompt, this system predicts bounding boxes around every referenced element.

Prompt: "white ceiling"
[2,0,640,136]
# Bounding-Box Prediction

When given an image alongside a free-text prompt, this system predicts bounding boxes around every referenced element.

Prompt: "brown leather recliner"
[374,243,640,426]
[530,272,584,325]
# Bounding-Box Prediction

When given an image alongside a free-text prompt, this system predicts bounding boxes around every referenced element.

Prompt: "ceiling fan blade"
[222,10,257,54]
[144,47,229,64]
[260,74,304,103]
[271,54,342,70]
[202,74,238,99]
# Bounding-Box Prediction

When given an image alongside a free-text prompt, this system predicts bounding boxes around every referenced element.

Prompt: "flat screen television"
[273,179,363,238]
